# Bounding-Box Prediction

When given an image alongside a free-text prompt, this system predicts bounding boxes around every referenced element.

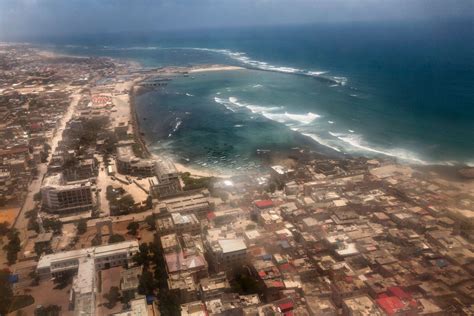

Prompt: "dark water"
[41,21,474,170]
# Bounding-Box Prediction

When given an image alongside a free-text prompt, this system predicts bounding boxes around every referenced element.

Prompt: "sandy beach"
[189,65,244,73]
[174,161,233,178]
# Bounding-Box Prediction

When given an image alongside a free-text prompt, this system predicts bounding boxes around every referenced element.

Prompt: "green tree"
[34,242,51,256]
[133,243,150,267]
[76,218,87,235]
[137,270,155,296]
[0,270,13,315]
[145,215,156,231]
[91,234,102,246]
[119,194,135,210]
[43,218,62,235]
[108,234,125,244]
[4,229,21,264]
[127,221,139,235]
[35,304,61,316]
[0,222,10,236]
[33,191,42,202]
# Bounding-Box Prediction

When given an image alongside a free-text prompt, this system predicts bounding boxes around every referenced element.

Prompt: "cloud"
[0,0,472,39]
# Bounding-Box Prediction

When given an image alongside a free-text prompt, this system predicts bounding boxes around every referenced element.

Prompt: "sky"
[0,0,473,40]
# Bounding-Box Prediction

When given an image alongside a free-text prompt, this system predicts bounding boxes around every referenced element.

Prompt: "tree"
[145,215,156,231]
[35,304,61,316]
[232,268,261,294]
[133,243,150,267]
[91,234,102,246]
[76,218,87,235]
[4,229,21,265]
[0,222,10,236]
[138,270,155,296]
[29,271,40,286]
[43,218,62,235]
[127,221,139,235]
[34,241,52,257]
[103,286,121,309]
[33,191,42,202]
[108,234,125,244]
[0,270,13,315]
[119,194,135,210]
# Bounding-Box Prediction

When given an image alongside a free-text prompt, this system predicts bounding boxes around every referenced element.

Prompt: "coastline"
[126,64,474,182]
[128,64,243,178]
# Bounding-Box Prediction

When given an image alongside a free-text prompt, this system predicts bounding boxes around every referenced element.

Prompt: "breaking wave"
[188,47,347,86]
[328,132,427,164]
[215,96,319,126]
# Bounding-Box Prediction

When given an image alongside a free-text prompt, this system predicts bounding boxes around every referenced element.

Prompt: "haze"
[1,0,473,40]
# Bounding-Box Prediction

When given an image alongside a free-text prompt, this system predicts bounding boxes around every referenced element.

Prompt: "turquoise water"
[43,21,474,170]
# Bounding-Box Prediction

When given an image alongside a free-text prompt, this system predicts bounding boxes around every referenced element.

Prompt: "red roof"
[278,301,294,312]
[376,296,405,315]
[388,286,412,300]
[279,263,292,271]
[207,212,216,220]
[255,200,274,209]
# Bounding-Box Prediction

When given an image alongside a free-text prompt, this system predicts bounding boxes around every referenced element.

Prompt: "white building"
[205,227,248,272]
[36,240,139,278]
[41,173,93,213]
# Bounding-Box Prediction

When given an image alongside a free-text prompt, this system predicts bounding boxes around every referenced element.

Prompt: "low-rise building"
[205,228,248,273]
[342,295,384,316]
[36,240,139,278]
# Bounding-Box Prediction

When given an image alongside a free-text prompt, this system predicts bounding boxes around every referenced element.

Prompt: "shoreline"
[127,66,474,182]
[128,65,241,178]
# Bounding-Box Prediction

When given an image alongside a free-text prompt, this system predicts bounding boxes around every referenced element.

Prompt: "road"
[13,91,82,246]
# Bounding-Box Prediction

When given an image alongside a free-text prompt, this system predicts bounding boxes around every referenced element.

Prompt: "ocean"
[41,21,474,172]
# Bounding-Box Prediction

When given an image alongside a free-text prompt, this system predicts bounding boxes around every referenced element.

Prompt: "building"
[120,266,143,302]
[168,272,198,303]
[71,257,96,316]
[155,158,180,184]
[36,240,139,278]
[113,297,149,316]
[199,272,231,300]
[162,192,214,218]
[342,295,384,316]
[41,173,93,213]
[205,228,248,272]
[164,251,208,279]
[180,301,207,316]
[116,145,155,177]
[171,213,201,235]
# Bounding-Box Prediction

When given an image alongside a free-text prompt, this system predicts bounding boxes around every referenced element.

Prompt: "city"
[0,41,473,316]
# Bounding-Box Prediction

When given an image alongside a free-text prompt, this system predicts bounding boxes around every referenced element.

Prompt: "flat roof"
[218,239,247,254]
[37,240,139,270]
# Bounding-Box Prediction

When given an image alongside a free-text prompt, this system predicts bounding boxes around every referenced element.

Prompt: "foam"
[214,97,236,112]
[188,47,345,85]
[328,132,427,164]
[284,112,320,125]
[101,46,159,50]
[168,119,182,137]
[185,93,194,97]
[302,133,342,152]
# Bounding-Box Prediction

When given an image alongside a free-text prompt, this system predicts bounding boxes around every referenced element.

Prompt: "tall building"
[41,173,93,213]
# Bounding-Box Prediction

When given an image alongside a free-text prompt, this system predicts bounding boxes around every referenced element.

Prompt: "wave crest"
[189,47,346,86]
